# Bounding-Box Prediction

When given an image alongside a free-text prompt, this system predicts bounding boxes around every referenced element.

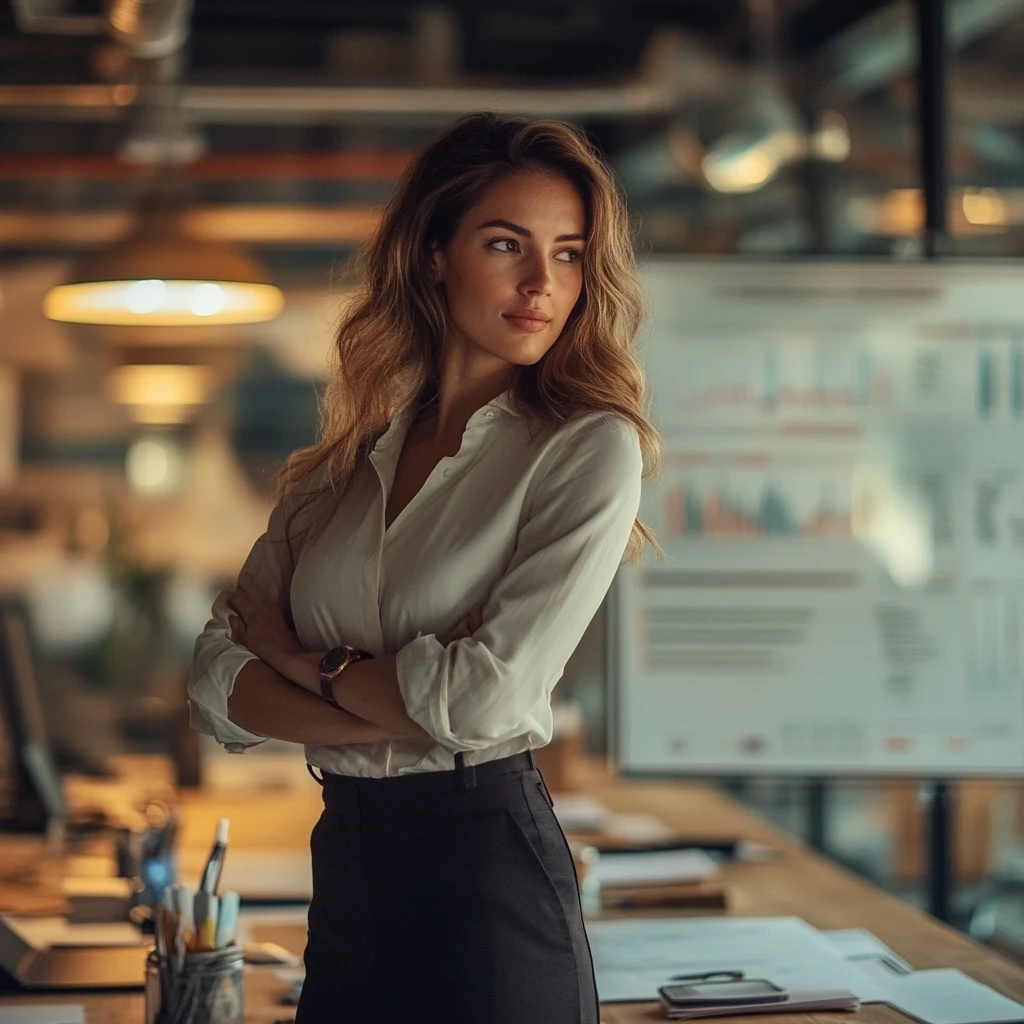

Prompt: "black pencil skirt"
[293,749,600,1024]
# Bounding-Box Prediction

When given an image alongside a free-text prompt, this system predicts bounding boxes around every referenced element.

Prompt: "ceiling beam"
[814,0,1024,98]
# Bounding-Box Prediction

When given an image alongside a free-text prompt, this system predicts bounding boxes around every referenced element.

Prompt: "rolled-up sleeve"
[187,501,295,753]
[395,412,643,752]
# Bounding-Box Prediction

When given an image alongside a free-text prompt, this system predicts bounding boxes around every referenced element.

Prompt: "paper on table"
[881,969,1024,1024]
[602,812,676,842]
[550,793,608,832]
[0,1007,85,1023]
[2,916,143,949]
[593,849,719,888]
[824,928,913,975]
[587,917,889,1004]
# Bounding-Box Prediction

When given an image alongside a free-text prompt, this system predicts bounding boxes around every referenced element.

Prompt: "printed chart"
[615,261,1024,777]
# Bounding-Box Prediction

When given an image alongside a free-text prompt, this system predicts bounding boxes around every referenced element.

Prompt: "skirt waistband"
[307,749,536,797]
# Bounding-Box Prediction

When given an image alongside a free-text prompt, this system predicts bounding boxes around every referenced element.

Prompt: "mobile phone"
[659,979,788,1007]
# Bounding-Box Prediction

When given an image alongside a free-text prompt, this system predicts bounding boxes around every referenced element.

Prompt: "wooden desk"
[2,758,1024,1023]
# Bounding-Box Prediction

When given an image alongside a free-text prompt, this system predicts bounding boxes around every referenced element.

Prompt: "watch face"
[320,646,350,676]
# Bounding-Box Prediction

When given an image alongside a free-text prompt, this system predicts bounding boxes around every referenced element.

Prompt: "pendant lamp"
[44,200,284,327]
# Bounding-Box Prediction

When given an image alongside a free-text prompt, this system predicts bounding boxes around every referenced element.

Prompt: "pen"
[669,970,745,982]
[198,817,230,895]
[159,887,176,953]
[215,890,240,949]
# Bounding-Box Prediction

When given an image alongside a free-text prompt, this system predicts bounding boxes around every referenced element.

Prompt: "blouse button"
[443,468,453,478]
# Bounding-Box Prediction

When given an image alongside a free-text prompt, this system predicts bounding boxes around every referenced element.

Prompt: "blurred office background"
[1,0,1023,959]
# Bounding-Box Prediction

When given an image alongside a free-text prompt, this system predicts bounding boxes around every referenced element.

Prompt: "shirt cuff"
[395,632,453,747]
[188,646,269,753]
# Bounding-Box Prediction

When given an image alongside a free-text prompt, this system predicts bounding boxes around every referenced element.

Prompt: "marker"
[172,885,194,956]
[194,891,219,952]
[214,890,240,949]
[198,817,230,895]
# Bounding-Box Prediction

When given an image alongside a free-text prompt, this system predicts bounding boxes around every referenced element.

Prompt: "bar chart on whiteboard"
[614,260,1024,778]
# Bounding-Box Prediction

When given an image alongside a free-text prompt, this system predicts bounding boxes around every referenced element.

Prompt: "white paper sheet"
[0,1007,85,1024]
[881,969,1024,1024]
[2,916,143,949]
[593,849,719,888]
[550,793,608,832]
[824,928,914,975]
[602,812,676,842]
[587,917,889,1004]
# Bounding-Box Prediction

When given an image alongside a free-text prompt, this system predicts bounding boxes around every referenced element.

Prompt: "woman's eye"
[488,238,520,253]
[556,248,582,263]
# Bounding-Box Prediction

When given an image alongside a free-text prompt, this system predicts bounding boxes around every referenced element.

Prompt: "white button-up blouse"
[187,387,643,777]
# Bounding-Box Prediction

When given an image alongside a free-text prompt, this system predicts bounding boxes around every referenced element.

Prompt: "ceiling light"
[126,435,185,494]
[809,110,851,163]
[109,363,215,424]
[961,187,1007,227]
[44,203,284,326]
[702,128,804,194]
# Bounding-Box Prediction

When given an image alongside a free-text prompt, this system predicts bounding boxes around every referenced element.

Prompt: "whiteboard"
[613,259,1024,779]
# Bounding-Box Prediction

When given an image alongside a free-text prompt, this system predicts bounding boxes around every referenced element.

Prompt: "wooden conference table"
[1,755,1023,1023]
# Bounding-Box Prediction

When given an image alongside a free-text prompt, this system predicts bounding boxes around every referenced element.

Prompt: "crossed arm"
[224,571,480,747]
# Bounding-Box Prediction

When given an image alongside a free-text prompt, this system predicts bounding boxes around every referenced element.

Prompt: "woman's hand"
[227,571,305,681]
[439,604,483,645]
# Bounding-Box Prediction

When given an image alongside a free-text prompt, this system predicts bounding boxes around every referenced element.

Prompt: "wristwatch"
[318,644,374,709]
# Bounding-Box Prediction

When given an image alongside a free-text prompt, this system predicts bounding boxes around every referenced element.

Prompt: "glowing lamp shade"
[109,363,215,423]
[44,210,284,326]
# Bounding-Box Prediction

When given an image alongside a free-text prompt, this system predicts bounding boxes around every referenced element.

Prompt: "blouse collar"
[371,387,518,454]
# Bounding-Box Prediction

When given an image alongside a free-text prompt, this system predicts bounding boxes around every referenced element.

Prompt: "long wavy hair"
[277,111,664,566]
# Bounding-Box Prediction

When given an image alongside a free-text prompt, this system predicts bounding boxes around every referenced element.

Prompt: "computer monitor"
[0,597,65,832]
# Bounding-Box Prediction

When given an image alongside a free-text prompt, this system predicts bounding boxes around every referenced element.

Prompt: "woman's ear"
[429,243,445,284]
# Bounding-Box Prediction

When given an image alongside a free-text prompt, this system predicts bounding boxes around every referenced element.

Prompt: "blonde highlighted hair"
[277,111,664,566]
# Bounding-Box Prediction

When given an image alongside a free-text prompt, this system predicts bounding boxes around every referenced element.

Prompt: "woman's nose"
[519,257,553,295]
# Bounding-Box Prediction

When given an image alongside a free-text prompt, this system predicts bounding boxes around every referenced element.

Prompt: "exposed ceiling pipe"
[0,82,675,122]
[0,205,381,247]
[0,151,412,180]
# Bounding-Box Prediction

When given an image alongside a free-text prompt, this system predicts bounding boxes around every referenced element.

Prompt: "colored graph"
[672,346,891,417]
[663,476,851,540]
[977,341,1024,418]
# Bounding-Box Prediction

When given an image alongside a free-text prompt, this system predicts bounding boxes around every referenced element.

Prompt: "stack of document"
[593,849,724,910]
[593,848,720,888]
[661,987,860,1019]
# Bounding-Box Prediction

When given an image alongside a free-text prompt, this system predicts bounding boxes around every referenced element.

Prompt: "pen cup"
[145,945,245,1024]
[569,843,601,916]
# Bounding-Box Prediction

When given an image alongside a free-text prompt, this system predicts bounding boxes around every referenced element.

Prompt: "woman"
[188,111,663,1024]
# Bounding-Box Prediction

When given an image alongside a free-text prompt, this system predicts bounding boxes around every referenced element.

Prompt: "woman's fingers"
[229,613,246,644]
[439,604,484,645]
[226,589,247,620]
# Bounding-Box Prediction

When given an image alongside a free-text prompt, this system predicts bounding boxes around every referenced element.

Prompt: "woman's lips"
[503,314,549,333]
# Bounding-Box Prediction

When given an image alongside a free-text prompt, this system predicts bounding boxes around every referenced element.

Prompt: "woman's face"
[432,170,587,371]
